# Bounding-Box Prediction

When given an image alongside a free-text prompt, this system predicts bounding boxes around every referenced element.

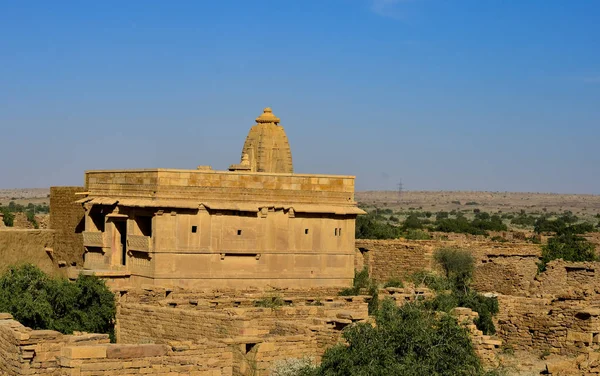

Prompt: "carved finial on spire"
[255,107,280,124]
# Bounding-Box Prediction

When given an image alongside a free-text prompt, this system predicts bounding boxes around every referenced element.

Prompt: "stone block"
[61,345,107,359]
[106,344,167,359]
[567,331,593,343]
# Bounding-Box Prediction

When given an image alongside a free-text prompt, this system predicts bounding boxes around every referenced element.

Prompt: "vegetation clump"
[0,201,49,228]
[434,212,507,236]
[403,229,432,240]
[355,213,401,239]
[300,299,486,375]
[538,232,597,272]
[383,277,404,288]
[425,248,499,334]
[339,267,379,314]
[0,264,116,337]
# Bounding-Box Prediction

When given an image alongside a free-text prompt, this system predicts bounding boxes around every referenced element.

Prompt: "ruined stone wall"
[116,289,368,374]
[60,341,232,376]
[49,186,85,268]
[495,295,600,356]
[355,239,541,296]
[0,313,109,375]
[355,239,435,280]
[118,303,255,343]
[10,213,34,229]
[0,229,56,275]
[492,260,600,356]
[0,312,233,376]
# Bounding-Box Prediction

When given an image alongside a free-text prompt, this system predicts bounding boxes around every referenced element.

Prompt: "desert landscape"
[2,1,598,375]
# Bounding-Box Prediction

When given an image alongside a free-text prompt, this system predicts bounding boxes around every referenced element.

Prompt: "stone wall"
[0,229,56,275]
[10,213,34,229]
[355,239,541,296]
[116,288,369,374]
[0,312,232,376]
[49,186,85,268]
[60,341,232,376]
[494,260,600,356]
[0,313,109,375]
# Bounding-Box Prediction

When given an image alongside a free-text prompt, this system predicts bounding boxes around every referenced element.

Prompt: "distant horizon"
[1,1,598,194]
[1,187,599,197]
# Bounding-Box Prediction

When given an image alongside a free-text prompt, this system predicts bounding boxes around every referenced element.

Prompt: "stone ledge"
[106,344,167,359]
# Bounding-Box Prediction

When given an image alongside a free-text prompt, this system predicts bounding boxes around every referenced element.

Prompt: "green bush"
[0,264,115,337]
[383,278,404,288]
[25,210,39,229]
[510,213,536,227]
[538,233,597,272]
[339,267,371,296]
[309,300,485,376]
[434,213,507,236]
[428,248,498,334]
[1,209,14,226]
[434,248,475,293]
[339,268,379,314]
[409,271,452,291]
[355,213,401,239]
[401,214,424,231]
[403,229,432,240]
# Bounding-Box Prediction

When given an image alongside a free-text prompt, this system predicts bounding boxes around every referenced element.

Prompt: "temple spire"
[230,107,293,173]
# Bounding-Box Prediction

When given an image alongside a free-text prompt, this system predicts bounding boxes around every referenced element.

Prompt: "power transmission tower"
[397,180,403,204]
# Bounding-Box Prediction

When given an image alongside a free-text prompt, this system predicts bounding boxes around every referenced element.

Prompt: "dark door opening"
[115,221,127,266]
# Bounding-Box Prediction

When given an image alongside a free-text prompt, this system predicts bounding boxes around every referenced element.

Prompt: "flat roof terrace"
[82,169,362,212]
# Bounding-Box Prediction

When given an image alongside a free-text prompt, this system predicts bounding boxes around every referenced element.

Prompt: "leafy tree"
[401,214,424,231]
[403,229,432,240]
[0,264,116,338]
[538,233,597,272]
[427,248,498,334]
[339,268,379,314]
[308,300,485,376]
[1,208,14,226]
[355,213,401,239]
[434,248,474,293]
[25,210,39,229]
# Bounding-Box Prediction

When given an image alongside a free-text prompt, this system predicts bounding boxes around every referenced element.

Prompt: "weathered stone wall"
[0,312,233,376]
[355,239,541,296]
[0,229,56,275]
[49,186,85,268]
[116,288,369,374]
[0,313,109,375]
[493,260,600,356]
[60,341,232,376]
[10,213,34,229]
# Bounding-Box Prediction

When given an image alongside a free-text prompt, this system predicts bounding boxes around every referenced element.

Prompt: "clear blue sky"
[1,0,598,193]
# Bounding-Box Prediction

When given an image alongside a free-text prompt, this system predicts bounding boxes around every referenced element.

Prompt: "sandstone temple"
[73,107,364,289]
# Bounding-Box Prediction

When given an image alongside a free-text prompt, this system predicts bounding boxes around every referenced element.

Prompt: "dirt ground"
[0,188,50,207]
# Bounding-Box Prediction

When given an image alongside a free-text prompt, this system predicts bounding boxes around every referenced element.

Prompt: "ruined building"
[75,108,364,288]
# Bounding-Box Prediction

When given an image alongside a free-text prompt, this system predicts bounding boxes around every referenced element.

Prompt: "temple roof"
[236,107,293,174]
[255,107,280,124]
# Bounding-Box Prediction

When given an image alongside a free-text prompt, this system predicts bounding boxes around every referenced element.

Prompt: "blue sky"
[1,0,598,193]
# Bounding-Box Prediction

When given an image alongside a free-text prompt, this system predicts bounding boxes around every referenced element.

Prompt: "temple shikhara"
[75,107,364,288]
